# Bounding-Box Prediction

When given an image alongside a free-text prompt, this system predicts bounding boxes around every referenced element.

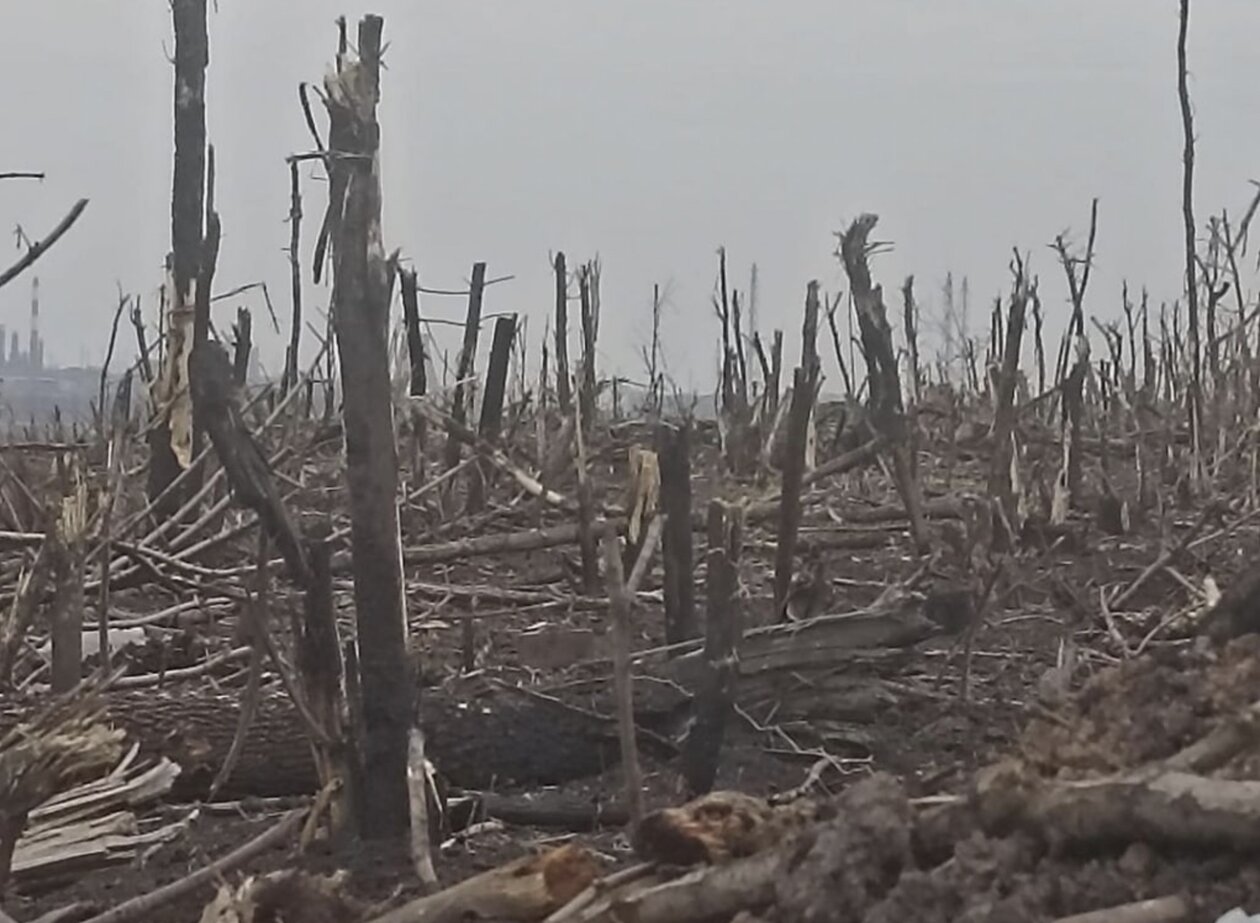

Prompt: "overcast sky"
[2,2,1258,392]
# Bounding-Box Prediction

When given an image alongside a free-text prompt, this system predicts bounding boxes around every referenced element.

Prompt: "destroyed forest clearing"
[2,4,1260,923]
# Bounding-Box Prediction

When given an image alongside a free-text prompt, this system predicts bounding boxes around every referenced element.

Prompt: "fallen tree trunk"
[0,686,632,800]
[0,599,941,802]
[976,762,1260,853]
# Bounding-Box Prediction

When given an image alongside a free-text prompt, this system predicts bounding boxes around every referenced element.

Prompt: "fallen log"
[976,761,1260,853]
[0,684,630,800]
[0,598,941,802]
[470,793,630,832]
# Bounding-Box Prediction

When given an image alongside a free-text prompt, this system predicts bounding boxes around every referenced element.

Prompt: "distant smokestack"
[29,276,40,372]
[0,324,7,366]
[9,332,19,368]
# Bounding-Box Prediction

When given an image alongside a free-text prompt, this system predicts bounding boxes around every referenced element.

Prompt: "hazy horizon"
[3,2,1258,395]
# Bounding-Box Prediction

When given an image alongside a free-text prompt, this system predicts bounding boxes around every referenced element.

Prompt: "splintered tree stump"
[0,686,629,800]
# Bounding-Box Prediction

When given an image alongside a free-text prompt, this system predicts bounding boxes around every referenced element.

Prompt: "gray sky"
[3,1,1258,391]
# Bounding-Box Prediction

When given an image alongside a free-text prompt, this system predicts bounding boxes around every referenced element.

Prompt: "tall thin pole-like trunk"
[1178,0,1202,485]
[399,267,428,480]
[322,14,412,839]
[444,262,487,472]
[554,252,572,415]
[148,0,208,519]
[283,159,303,396]
[467,315,516,512]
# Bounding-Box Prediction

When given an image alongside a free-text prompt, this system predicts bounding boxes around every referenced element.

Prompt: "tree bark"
[444,261,487,473]
[578,261,600,438]
[773,365,816,615]
[148,0,208,518]
[231,307,251,386]
[297,526,353,839]
[837,215,931,554]
[322,15,412,839]
[682,500,743,796]
[989,263,1030,537]
[282,159,303,396]
[657,422,696,647]
[399,267,428,481]
[603,530,643,828]
[554,252,572,415]
[467,314,516,512]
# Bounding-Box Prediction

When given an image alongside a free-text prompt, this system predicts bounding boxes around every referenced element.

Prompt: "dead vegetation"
[4,3,1260,923]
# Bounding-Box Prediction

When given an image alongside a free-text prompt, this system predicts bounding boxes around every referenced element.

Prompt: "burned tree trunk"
[902,276,922,407]
[297,526,353,839]
[400,268,426,399]
[468,314,517,512]
[188,341,309,585]
[399,267,428,481]
[444,261,487,473]
[321,14,413,840]
[554,252,572,415]
[578,260,601,438]
[232,307,252,386]
[48,458,88,693]
[282,159,303,397]
[773,364,816,617]
[148,0,208,519]
[837,215,931,554]
[682,499,744,795]
[657,422,696,647]
[989,259,1031,539]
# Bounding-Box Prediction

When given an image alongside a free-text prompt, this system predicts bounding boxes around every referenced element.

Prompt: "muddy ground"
[8,423,1260,922]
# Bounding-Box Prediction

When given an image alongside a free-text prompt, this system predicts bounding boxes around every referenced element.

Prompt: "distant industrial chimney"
[0,324,7,367]
[29,276,41,372]
[9,332,19,368]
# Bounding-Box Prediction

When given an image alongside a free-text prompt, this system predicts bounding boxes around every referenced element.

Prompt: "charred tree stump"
[838,215,931,554]
[682,499,744,795]
[767,330,783,421]
[578,260,601,438]
[574,406,600,594]
[444,261,487,474]
[296,526,353,840]
[773,365,816,618]
[321,14,413,839]
[282,159,303,397]
[603,530,644,827]
[658,422,697,647]
[48,460,87,694]
[1063,348,1088,509]
[800,281,820,378]
[399,267,427,393]
[468,314,517,512]
[989,259,1031,542]
[399,266,428,481]
[902,276,922,406]
[231,307,251,386]
[554,251,572,415]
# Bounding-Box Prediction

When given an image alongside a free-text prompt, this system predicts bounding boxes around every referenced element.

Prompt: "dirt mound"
[1019,636,1260,778]
[755,775,1260,923]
